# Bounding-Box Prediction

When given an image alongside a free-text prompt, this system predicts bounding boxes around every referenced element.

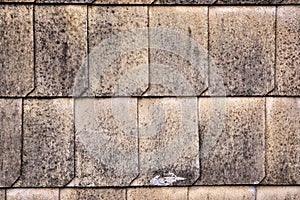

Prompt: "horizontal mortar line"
[0,2,300,6]
[0,95,299,99]
[1,184,300,190]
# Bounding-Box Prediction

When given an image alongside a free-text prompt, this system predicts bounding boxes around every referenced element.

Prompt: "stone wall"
[0,0,299,199]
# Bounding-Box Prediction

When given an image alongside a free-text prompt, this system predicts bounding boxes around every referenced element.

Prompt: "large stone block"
[189,186,255,200]
[88,6,148,96]
[60,189,126,200]
[155,0,300,4]
[197,98,265,184]
[263,98,299,184]
[32,6,87,96]
[0,99,22,187]
[147,7,208,96]
[0,5,34,96]
[74,98,138,186]
[15,99,74,187]
[257,186,300,200]
[94,0,154,3]
[208,7,275,95]
[273,6,300,96]
[132,98,199,186]
[7,189,59,200]
[127,188,187,200]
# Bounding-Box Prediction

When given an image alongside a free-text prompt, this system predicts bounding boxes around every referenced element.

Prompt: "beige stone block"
[7,189,58,200]
[74,98,138,186]
[257,186,300,200]
[197,98,265,184]
[60,188,126,200]
[147,7,208,96]
[0,5,34,96]
[264,98,300,184]
[127,188,187,200]
[0,99,22,187]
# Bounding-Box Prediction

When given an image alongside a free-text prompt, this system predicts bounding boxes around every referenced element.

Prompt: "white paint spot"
[150,172,186,186]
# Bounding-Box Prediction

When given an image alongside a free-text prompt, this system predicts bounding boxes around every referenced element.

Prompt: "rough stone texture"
[132,98,199,186]
[74,98,138,186]
[189,186,255,200]
[263,98,300,184]
[94,0,154,3]
[127,188,187,200]
[208,7,275,96]
[0,5,34,96]
[32,6,87,96]
[197,98,265,184]
[273,7,300,96]
[0,190,4,200]
[7,189,59,200]
[36,0,92,2]
[0,99,22,187]
[60,189,126,200]
[0,0,34,2]
[155,0,300,4]
[88,6,148,96]
[15,99,74,187]
[257,187,300,200]
[147,7,208,96]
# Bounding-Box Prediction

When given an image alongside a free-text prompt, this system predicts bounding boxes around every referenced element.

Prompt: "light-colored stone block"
[257,186,300,200]
[7,189,59,200]
[127,188,187,200]
[60,189,126,200]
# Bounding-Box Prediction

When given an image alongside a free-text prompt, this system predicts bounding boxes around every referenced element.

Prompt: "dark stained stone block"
[0,5,34,96]
[189,186,255,200]
[132,98,199,186]
[32,6,87,96]
[88,6,148,96]
[208,7,275,96]
[74,98,138,186]
[257,186,300,200]
[0,99,22,187]
[15,99,74,187]
[127,188,188,200]
[197,98,265,184]
[60,189,126,200]
[7,189,59,200]
[263,98,300,184]
[273,7,300,96]
[147,7,208,96]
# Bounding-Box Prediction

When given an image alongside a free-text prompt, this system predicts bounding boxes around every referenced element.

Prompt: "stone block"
[263,98,300,184]
[15,99,74,187]
[127,188,187,200]
[189,186,255,200]
[60,189,126,200]
[74,98,138,186]
[0,5,34,96]
[273,6,300,96]
[88,6,148,96]
[208,7,275,95]
[147,7,208,96]
[132,98,199,185]
[257,186,300,200]
[0,99,22,187]
[32,6,87,96]
[7,189,59,200]
[197,98,265,184]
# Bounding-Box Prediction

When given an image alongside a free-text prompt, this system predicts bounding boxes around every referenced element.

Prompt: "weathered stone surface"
[0,99,22,187]
[88,6,148,96]
[155,0,300,4]
[127,188,187,200]
[208,7,275,96]
[189,186,255,200]
[36,0,92,2]
[94,0,154,3]
[60,189,126,200]
[74,98,138,186]
[32,6,87,96]
[7,189,59,200]
[273,7,300,96]
[257,187,300,200]
[147,7,208,96]
[15,99,74,187]
[0,190,4,199]
[132,98,199,186]
[0,5,34,96]
[0,0,34,2]
[263,98,299,184]
[197,98,265,184]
